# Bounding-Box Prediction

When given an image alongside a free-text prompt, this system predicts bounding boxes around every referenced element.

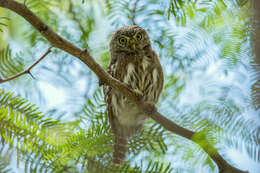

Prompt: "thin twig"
[131,0,140,25]
[0,1,249,172]
[0,47,52,84]
[68,0,89,48]
[68,0,84,34]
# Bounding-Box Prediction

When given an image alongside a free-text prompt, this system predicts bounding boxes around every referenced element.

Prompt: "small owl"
[103,25,164,165]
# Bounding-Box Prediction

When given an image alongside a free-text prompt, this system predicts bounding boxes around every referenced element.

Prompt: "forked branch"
[0,0,248,172]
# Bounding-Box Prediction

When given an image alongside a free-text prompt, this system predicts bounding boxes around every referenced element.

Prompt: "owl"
[103,25,164,165]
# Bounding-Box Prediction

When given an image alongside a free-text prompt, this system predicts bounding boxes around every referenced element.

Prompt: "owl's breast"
[110,56,159,126]
[122,56,157,101]
[108,54,160,128]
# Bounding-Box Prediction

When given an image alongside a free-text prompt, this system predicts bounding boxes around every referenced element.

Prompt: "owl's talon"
[99,79,105,86]
[123,96,130,103]
[143,102,157,115]
[124,88,142,103]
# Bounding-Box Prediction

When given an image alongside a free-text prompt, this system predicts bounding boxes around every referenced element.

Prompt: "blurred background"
[0,0,259,172]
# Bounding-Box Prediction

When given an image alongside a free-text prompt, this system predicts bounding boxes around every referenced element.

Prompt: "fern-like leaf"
[0,46,25,81]
[0,17,9,33]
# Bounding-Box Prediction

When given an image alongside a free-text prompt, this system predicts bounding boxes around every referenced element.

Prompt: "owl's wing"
[145,47,164,102]
[154,51,164,97]
[104,61,128,165]
[103,61,117,135]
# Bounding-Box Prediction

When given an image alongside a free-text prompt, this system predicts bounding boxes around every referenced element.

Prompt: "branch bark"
[0,0,248,172]
[0,47,52,84]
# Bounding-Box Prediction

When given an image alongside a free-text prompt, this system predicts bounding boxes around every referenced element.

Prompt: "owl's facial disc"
[114,29,148,53]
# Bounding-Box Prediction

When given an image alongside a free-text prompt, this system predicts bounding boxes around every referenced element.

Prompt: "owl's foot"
[133,89,143,101]
[99,78,105,86]
[123,96,131,103]
[143,101,157,115]
[124,89,143,103]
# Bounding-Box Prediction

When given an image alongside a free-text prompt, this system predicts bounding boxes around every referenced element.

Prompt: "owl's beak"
[129,39,136,51]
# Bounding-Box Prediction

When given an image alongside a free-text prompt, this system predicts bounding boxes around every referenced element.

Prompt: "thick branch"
[0,0,248,172]
[0,47,52,84]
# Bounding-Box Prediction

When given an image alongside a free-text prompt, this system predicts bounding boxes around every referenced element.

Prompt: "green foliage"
[0,17,8,32]
[79,89,172,172]
[0,46,24,81]
[251,69,260,109]
[0,147,13,173]
[105,0,133,26]
[0,87,173,172]
[0,88,63,170]
[0,89,101,172]
[85,159,172,173]
[167,0,249,26]
[0,0,259,172]
[129,122,168,157]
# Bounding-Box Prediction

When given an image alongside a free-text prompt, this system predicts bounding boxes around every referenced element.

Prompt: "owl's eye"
[119,37,127,45]
[136,33,142,40]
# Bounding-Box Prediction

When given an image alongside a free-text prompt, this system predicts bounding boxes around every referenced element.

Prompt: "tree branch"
[0,0,248,172]
[0,47,52,84]
[131,0,140,25]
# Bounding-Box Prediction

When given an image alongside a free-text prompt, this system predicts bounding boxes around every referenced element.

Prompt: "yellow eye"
[136,33,142,40]
[119,37,127,44]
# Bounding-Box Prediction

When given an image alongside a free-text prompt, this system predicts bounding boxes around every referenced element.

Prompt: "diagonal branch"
[0,0,248,172]
[0,47,52,84]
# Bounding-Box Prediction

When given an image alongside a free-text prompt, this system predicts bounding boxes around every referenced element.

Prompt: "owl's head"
[110,25,151,53]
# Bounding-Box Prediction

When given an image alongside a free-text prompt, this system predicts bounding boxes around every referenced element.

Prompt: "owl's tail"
[113,134,127,165]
